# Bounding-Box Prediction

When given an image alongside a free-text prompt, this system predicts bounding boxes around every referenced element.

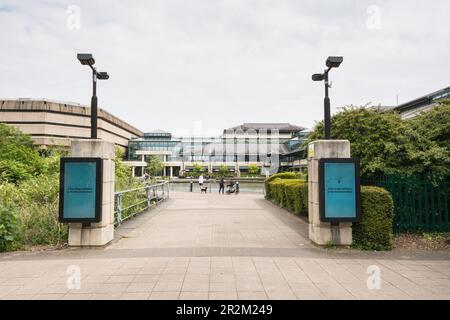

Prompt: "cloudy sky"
[0,0,449,135]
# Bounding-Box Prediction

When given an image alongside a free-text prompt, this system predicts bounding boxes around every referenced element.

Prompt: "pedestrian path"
[0,192,449,300]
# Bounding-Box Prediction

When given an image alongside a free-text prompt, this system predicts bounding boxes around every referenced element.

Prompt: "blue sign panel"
[319,158,361,223]
[59,158,102,223]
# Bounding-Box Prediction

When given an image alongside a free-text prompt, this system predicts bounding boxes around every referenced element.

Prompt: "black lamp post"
[77,53,109,139]
[312,56,343,139]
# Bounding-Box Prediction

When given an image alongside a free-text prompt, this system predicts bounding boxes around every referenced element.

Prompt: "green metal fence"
[362,175,449,233]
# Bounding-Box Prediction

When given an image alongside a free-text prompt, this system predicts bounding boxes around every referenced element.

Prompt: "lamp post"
[312,56,343,139]
[77,53,110,139]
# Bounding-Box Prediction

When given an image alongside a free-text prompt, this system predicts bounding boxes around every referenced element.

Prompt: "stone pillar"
[141,155,145,162]
[308,140,352,246]
[68,139,115,247]
[131,166,135,177]
[170,166,173,178]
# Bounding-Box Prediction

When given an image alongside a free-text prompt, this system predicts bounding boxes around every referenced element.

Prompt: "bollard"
[190,181,193,192]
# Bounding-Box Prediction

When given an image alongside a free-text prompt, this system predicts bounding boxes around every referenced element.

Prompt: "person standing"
[198,174,204,188]
[218,177,225,194]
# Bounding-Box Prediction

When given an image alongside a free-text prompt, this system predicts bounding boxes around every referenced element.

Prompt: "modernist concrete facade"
[0,99,143,150]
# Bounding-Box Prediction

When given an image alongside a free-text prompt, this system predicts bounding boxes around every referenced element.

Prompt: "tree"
[306,105,450,177]
[405,100,450,176]
[146,155,164,177]
[0,124,44,183]
[219,164,228,177]
[192,163,203,177]
[248,164,260,175]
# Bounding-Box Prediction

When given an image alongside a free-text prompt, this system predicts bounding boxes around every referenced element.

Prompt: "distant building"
[375,86,450,119]
[394,86,449,119]
[126,123,305,177]
[0,99,143,150]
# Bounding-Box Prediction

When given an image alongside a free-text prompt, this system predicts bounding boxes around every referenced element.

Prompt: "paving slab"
[0,192,449,300]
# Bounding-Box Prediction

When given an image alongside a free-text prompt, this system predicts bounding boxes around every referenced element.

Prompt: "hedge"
[264,172,305,200]
[266,178,308,216]
[265,179,394,250]
[353,186,394,250]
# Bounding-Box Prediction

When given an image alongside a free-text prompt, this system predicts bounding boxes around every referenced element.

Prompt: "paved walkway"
[1,192,449,300]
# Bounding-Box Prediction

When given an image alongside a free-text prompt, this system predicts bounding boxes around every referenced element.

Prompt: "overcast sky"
[0,0,449,135]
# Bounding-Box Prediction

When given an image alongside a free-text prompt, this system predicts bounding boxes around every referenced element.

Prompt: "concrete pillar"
[68,139,115,247]
[308,140,352,246]
[141,155,145,162]
[131,166,135,177]
[170,166,173,178]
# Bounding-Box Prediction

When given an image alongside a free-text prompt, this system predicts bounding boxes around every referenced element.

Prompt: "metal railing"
[114,181,170,225]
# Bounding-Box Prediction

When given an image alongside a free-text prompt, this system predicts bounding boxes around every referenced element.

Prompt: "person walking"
[218,177,225,194]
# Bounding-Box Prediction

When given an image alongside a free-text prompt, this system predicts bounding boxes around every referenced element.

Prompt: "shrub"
[0,173,68,248]
[352,186,394,251]
[0,205,20,252]
[265,172,304,199]
[267,178,308,216]
[289,183,308,215]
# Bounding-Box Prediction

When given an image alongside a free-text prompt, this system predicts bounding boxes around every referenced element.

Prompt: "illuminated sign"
[319,158,361,223]
[59,158,102,223]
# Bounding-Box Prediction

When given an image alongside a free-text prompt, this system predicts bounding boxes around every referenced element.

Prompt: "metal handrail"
[114,181,170,226]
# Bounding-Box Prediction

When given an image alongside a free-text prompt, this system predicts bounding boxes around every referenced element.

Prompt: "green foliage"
[0,205,20,251]
[307,107,411,177]
[219,164,228,177]
[115,148,138,191]
[405,101,450,176]
[352,186,394,251]
[266,178,308,216]
[146,155,164,177]
[192,163,203,178]
[307,105,450,177]
[248,164,260,175]
[0,126,147,251]
[0,168,67,249]
[0,123,44,183]
[266,181,394,250]
[264,172,305,199]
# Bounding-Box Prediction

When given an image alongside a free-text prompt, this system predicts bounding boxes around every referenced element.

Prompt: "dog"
[200,186,208,194]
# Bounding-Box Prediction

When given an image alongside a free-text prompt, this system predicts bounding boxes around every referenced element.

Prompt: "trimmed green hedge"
[265,178,308,216]
[353,186,394,251]
[264,172,305,200]
[265,179,394,250]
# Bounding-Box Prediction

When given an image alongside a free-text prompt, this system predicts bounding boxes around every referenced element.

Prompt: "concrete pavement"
[1,192,449,300]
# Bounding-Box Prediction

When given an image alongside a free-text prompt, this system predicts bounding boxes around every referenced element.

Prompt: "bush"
[265,180,394,250]
[0,173,68,249]
[352,186,394,250]
[266,178,308,216]
[265,172,305,199]
[0,205,20,251]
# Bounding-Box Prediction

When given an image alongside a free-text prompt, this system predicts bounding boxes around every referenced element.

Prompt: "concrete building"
[0,99,143,150]
[375,86,450,119]
[126,123,305,177]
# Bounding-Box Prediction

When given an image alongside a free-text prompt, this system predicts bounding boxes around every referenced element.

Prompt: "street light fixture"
[312,56,343,139]
[77,53,109,139]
